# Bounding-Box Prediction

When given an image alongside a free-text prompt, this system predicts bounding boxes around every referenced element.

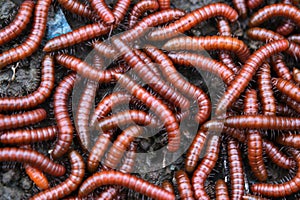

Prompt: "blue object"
[46,8,72,39]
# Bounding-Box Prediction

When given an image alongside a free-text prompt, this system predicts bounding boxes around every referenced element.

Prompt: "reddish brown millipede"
[276,132,300,149]
[215,179,229,200]
[89,0,115,24]
[175,170,195,200]
[58,0,94,19]
[233,0,247,19]
[272,78,300,103]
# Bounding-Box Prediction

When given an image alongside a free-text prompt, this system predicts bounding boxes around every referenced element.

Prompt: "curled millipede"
[216,18,240,74]
[162,180,174,194]
[157,0,170,10]
[247,0,264,9]
[111,38,190,111]
[88,130,114,172]
[270,54,293,81]
[249,3,300,27]
[251,149,300,197]
[24,163,49,190]
[263,139,296,169]
[0,108,47,131]
[128,0,159,28]
[78,171,175,200]
[148,3,238,41]
[57,0,94,19]
[185,130,207,173]
[75,56,102,151]
[276,132,300,149]
[228,138,245,199]
[272,78,300,103]
[293,68,300,84]
[144,46,211,124]
[163,36,250,63]
[215,39,289,115]
[89,0,115,24]
[225,115,300,130]
[192,135,220,200]
[257,63,276,115]
[276,0,296,36]
[165,51,235,85]
[215,179,229,200]
[0,55,55,111]
[52,73,76,159]
[55,54,116,83]
[0,0,52,69]
[31,151,85,200]
[114,73,180,152]
[97,110,160,131]
[0,0,35,46]
[233,0,247,19]
[175,170,195,200]
[104,126,143,169]
[0,147,65,176]
[0,126,57,145]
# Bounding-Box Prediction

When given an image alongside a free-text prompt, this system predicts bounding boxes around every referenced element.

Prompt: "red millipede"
[114,73,180,152]
[75,56,102,151]
[0,0,51,69]
[119,141,137,173]
[276,132,300,149]
[24,163,49,190]
[215,39,289,115]
[163,36,250,63]
[270,54,293,81]
[55,54,116,83]
[175,170,195,200]
[0,147,65,176]
[128,0,159,28]
[78,171,175,200]
[144,46,211,124]
[0,55,55,111]
[247,0,264,9]
[227,138,245,200]
[162,180,174,194]
[192,135,220,200]
[88,130,114,172]
[133,49,162,77]
[244,89,259,115]
[158,0,170,10]
[251,149,300,197]
[97,110,160,131]
[0,108,47,131]
[43,0,130,52]
[90,92,132,126]
[148,3,238,41]
[249,3,300,27]
[0,0,35,46]
[57,0,94,19]
[104,126,143,169]
[111,38,190,111]
[288,34,300,44]
[96,187,120,200]
[263,139,296,169]
[185,130,207,173]
[89,0,115,24]
[30,150,85,200]
[293,68,300,83]
[168,52,235,86]
[257,63,276,115]
[242,195,269,200]
[225,115,300,130]
[51,73,76,159]
[0,125,57,145]
[233,0,247,19]
[276,0,295,36]
[216,18,240,74]
[273,78,300,103]
[215,179,229,200]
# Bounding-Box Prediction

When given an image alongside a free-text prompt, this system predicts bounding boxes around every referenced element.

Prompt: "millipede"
[157,0,170,10]
[0,55,55,111]
[293,68,300,83]
[128,0,159,28]
[0,108,47,131]
[175,170,195,200]
[0,147,65,177]
[0,0,35,46]
[78,171,175,200]
[148,3,238,41]
[288,34,300,44]
[57,0,94,19]
[272,78,300,103]
[192,135,220,200]
[215,179,229,200]
[276,0,295,36]
[51,73,76,159]
[215,39,289,115]
[270,54,293,81]
[89,0,115,24]
[162,180,174,194]
[119,141,138,173]
[30,150,85,200]
[233,0,247,19]
[0,0,52,69]
[276,132,300,149]
[247,0,264,9]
